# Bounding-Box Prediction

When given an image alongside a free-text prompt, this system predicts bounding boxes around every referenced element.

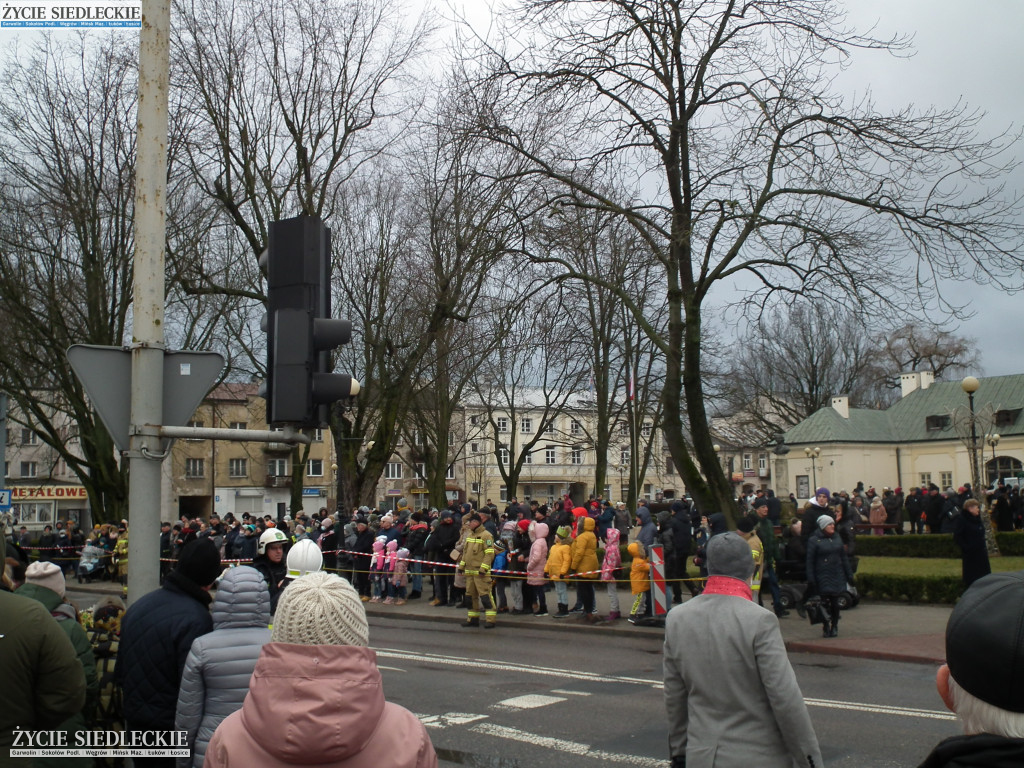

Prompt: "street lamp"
[961,376,981,494]
[804,446,821,490]
[986,433,1001,485]
[614,462,624,501]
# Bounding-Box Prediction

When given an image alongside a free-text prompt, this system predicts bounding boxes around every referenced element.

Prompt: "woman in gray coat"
[175,565,271,767]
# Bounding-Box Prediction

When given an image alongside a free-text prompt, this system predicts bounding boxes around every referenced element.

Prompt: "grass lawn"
[857,556,1024,577]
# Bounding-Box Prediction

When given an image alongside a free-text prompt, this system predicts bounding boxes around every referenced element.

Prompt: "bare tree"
[171,0,434,511]
[471,0,1023,524]
[722,303,875,436]
[469,293,590,501]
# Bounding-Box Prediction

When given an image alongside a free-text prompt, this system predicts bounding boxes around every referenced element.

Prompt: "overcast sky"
[442,0,1024,377]
[834,0,1024,376]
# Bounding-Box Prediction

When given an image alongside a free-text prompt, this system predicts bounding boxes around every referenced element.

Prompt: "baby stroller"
[77,544,107,583]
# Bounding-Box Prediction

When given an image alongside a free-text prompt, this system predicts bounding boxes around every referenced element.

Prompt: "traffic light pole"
[126,0,171,603]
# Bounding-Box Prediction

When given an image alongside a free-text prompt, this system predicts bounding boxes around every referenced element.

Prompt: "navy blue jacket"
[115,572,213,730]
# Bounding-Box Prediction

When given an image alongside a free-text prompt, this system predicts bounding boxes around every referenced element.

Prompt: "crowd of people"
[4,480,1024,767]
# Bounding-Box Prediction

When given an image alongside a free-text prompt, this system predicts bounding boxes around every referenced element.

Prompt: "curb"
[784,640,945,666]
[363,603,665,640]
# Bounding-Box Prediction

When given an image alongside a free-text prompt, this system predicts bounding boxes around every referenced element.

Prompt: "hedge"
[854,573,963,604]
[854,532,1024,558]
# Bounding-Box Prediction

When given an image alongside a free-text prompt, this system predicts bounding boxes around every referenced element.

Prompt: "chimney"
[920,370,934,390]
[831,395,850,419]
[900,372,921,398]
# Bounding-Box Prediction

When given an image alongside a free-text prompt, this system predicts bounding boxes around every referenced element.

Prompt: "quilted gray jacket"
[175,566,271,768]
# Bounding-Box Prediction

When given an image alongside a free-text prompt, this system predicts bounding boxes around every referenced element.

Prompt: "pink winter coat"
[601,527,622,581]
[526,522,549,586]
[204,643,436,768]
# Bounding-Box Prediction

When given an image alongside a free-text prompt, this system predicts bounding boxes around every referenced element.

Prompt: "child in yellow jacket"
[627,541,651,624]
[546,526,572,618]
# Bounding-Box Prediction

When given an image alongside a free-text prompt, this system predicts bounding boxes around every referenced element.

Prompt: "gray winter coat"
[175,566,272,768]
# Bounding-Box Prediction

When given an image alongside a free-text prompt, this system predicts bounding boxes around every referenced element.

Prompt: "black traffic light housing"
[262,215,360,427]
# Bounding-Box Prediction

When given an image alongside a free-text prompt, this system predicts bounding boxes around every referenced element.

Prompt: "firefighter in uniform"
[459,512,497,628]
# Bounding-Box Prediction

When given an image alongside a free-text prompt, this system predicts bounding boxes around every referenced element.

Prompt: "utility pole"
[127,0,172,601]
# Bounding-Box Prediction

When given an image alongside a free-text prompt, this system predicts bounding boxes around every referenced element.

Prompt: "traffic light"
[261,215,360,427]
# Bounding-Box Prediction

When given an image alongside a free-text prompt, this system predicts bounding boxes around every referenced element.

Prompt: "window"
[394,435,404,447]
[545,446,556,464]
[267,459,288,476]
[743,453,752,470]
[619,422,629,437]
[20,461,37,478]
[471,442,480,454]
[520,418,533,433]
[995,409,1022,427]
[229,421,247,430]
[449,430,456,447]
[307,459,324,477]
[414,430,426,447]
[919,472,932,487]
[524,450,532,465]
[571,448,583,465]
[470,415,480,426]
[446,464,455,480]
[666,456,675,474]
[415,463,427,481]
[570,419,582,436]
[185,458,205,478]
[522,485,532,500]
[313,429,324,442]
[759,453,768,471]
[385,462,403,480]
[940,471,953,490]
[228,458,247,478]
[20,428,37,446]
[644,484,652,496]
[925,415,952,432]
[186,420,203,441]
[620,447,630,465]
[641,422,652,438]
[471,482,480,493]
[543,421,554,434]
[603,484,612,500]
[497,417,509,433]
[499,448,510,465]
[499,486,508,502]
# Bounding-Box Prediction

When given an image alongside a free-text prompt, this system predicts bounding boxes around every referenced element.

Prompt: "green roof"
[784,374,1024,445]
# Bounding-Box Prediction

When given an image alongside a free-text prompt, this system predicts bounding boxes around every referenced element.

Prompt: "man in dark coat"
[925,485,946,534]
[116,539,220,766]
[952,499,991,591]
[669,501,696,601]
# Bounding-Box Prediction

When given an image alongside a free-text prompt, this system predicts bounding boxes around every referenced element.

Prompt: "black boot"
[461,617,480,628]
[554,603,569,618]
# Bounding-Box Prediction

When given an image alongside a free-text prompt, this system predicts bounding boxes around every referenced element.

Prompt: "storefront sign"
[12,486,88,500]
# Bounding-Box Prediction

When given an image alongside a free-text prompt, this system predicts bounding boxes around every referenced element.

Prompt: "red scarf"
[703,575,753,601]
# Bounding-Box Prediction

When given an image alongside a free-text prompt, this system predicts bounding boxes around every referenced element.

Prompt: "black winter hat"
[175,538,222,587]
[946,570,1024,712]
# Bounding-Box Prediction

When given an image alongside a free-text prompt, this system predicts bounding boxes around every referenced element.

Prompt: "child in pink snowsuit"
[601,527,622,620]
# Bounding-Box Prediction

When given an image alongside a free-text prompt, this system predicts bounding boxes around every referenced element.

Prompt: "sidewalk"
[69,579,951,666]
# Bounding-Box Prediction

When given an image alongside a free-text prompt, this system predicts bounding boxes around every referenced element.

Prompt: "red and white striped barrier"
[648,544,668,616]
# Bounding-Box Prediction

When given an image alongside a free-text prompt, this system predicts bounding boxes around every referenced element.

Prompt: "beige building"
[777,372,1024,500]
[3,405,91,531]
[166,383,334,521]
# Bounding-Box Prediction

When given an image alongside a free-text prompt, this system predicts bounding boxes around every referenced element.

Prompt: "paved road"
[64,585,958,766]
[370,615,954,767]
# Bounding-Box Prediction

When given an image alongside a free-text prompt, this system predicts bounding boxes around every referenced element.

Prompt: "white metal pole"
[127,0,171,602]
